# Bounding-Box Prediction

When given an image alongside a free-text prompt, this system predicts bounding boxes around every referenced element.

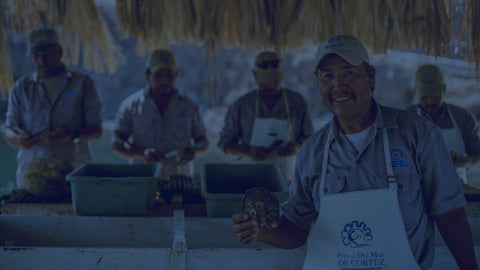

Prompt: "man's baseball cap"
[27,28,60,55]
[146,49,177,73]
[414,64,445,97]
[314,35,370,70]
[253,51,284,83]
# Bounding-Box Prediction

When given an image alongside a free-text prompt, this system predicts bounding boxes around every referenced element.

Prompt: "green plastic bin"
[66,163,162,216]
[201,163,289,217]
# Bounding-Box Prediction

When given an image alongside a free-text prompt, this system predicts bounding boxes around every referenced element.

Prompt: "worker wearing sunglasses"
[218,51,314,183]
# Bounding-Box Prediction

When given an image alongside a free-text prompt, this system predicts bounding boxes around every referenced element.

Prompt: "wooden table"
[2,186,479,217]
[465,184,480,201]
[0,193,207,217]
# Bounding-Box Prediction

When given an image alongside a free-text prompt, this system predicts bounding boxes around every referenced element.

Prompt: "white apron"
[242,90,295,182]
[417,107,467,184]
[302,129,421,270]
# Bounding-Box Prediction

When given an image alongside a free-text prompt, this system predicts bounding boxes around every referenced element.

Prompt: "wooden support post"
[171,193,184,210]
[170,210,186,270]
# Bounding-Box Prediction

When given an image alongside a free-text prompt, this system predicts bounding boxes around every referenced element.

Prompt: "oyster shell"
[241,187,279,228]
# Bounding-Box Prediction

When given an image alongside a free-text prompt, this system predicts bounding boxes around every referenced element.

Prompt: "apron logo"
[179,112,189,118]
[391,149,409,168]
[391,149,403,160]
[64,91,77,97]
[341,221,373,248]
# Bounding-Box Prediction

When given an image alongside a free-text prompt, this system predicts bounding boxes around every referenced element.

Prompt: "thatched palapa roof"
[1,0,478,98]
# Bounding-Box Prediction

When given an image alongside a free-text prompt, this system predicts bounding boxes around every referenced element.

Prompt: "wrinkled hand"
[47,124,74,143]
[277,141,297,157]
[144,148,164,162]
[248,146,270,161]
[450,150,467,168]
[6,127,45,148]
[232,213,259,244]
[19,133,43,148]
[178,147,195,165]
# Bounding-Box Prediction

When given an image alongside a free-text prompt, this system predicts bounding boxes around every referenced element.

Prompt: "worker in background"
[218,51,314,182]
[232,35,478,270]
[4,27,103,189]
[112,49,208,201]
[406,64,480,184]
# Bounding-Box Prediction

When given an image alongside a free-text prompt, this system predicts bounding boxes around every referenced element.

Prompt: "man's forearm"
[4,131,22,148]
[112,139,146,160]
[193,135,209,154]
[77,125,102,142]
[257,217,309,249]
[434,207,479,270]
[466,153,480,169]
[224,141,250,156]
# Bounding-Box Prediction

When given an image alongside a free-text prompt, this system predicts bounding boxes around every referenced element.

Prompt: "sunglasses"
[256,60,281,69]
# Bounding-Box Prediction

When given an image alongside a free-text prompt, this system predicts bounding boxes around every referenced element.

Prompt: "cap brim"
[27,44,59,56]
[315,51,366,69]
[415,85,444,98]
[150,65,177,74]
[254,70,284,83]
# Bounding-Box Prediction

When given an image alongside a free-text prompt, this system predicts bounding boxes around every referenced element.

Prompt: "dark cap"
[27,28,60,55]
[414,64,445,98]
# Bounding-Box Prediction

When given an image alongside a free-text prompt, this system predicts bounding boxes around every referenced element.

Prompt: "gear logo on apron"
[342,221,373,248]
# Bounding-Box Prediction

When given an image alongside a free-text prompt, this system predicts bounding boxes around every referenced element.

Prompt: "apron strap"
[319,129,332,196]
[382,128,397,190]
[446,106,466,155]
[255,91,260,117]
[282,89,291,128]
[282,89,292,140]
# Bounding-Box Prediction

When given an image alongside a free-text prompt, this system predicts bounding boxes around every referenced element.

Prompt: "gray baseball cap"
[27,28,60,55]
[146,49,177,73]
[314,35,370,70]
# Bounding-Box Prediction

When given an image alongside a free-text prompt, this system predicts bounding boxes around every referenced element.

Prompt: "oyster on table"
[241,187,280,228]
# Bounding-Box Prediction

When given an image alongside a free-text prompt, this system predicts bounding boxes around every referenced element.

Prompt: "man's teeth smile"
[333,96,351,102]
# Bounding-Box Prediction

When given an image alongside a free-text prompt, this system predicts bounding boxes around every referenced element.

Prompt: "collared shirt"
[281,102,466,269]
[406,103,480,156]
[114,87,207,179]
[217,88,314,150]
[5,69,103,188]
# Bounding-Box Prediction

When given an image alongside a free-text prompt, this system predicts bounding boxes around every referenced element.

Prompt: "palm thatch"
[1,0,124,98]
[459,0,480,69]
[60,0,124,74]
[0,22,13,97]
[1,0,479,98]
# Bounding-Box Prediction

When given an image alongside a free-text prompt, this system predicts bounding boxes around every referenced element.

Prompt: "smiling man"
[4,27,103,189]
[232,35,478,270]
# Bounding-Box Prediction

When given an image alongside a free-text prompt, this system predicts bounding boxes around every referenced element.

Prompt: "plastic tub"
[200,163,289,217]
[66,163,162,216]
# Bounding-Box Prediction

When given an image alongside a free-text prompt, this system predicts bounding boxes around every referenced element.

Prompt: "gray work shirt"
[406,103,480,156]
[114,87,207,179]
[5,69,103,188]
[281,103,466,269]
[217,88,314,150]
